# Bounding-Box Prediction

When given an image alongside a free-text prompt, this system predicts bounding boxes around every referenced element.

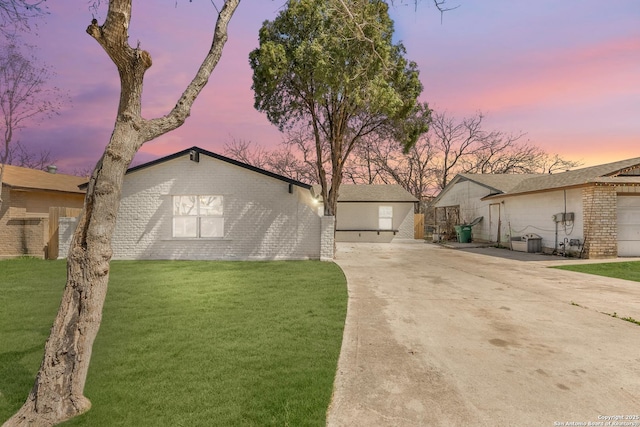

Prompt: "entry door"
[489,203,501,243]
[617,196,640,256]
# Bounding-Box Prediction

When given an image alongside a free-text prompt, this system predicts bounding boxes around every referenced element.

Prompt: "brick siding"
[582,185,617,258]
[1,186,82,258]
[394,207,416,240]
[320,216,335,261]
[77,155,330,261]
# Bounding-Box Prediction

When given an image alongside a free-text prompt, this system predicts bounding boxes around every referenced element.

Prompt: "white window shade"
[173,195,224,238]
[379,206,393,230]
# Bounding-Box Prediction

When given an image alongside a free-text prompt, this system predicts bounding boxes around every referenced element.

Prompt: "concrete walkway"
[327,241,640,427]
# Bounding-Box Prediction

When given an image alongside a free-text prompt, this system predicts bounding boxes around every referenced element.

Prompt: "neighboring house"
[432,157,640,258]
[60,147,334,261]
[320,184,418,243]
[0,164,85,259]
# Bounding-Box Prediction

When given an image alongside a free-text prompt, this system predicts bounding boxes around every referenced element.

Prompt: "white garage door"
[617,196,640,256]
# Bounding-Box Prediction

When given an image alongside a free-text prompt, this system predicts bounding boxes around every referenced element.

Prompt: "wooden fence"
[47,207,82,259]
[414,214,425,239]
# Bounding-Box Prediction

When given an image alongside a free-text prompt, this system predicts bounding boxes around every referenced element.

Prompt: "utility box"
[511,233,542,253]
[553,212,574,223]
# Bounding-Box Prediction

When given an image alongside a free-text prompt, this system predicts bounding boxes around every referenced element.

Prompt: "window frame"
[172,195,224,239]
[378,205,393,230]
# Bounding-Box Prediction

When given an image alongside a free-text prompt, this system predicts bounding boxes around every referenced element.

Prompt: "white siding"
[487,189,584,254]
[435,181,585,254]
[112,155,323,260]
[434,181,497,242]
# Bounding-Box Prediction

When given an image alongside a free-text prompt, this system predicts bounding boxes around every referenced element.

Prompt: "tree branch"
[142,0,240,141]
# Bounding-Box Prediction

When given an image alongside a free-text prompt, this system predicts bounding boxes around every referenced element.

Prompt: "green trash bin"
[460,225,472,243]
[454,225,472,243]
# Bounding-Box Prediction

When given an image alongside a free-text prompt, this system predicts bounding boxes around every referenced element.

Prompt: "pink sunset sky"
[19,1,640,174]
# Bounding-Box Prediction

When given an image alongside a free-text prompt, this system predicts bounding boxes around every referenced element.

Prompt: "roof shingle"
[313,184,418,202]
[2,164,86,194]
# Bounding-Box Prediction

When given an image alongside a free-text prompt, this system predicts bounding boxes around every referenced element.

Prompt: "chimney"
[47,165,57,174]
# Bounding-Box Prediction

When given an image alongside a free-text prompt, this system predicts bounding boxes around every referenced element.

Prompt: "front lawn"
[0,258,347,426]
[553,261,640,282]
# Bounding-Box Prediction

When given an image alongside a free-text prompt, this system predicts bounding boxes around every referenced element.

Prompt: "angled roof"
[338,184,418,202]
[312,184,418,202]
[457,173,541,194]
[502,157,640,196]
[433,156,640,204]
[126,146,312,189]
[1,164,86,194]
[430,173,540,206]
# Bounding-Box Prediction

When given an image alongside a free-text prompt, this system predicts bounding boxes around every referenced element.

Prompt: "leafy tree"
[4,1,240,426]
[250,0,429,216]
[0,41,63,210]
[5,1,454,425]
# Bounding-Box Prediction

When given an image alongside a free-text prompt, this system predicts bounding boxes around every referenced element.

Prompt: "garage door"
[617,196,640,256]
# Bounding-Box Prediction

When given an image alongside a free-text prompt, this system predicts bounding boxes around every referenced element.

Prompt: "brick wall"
[1,186,82,258]
[320,216,335,261]
[0,217,47,258]
[108,155,324,261]
[394,207,416,240]
[582,185,617,258]
[58,217,78,259]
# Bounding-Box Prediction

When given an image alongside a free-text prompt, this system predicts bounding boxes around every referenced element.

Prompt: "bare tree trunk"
[3,1,240,426]
[5,124,142,427]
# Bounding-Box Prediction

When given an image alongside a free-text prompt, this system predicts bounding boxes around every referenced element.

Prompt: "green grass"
[555,262,640,326]
[553,261,640,283]
[0,258,348,426]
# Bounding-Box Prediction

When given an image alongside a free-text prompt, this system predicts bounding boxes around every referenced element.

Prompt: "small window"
[173,195,224,238]
[379,206,393,230]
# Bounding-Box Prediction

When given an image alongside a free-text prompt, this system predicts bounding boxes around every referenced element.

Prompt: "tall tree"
[0,41,63,210]
[5,1,454,425]
[4,1,240,426]
[250,0,429,216]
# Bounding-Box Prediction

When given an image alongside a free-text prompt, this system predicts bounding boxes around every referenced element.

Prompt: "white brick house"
[61,147,334,261]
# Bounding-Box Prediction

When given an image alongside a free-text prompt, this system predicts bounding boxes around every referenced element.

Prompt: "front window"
[379,206,393,230]
[173,195,224,238]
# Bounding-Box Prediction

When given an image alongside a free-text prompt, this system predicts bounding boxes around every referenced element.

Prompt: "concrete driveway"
[327,242,640,427]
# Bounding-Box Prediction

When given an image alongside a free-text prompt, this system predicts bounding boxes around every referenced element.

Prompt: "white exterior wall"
[435,182,585,253]
[320,216,336,261]
[335,202,415,242]
[492,189,584,253]
[395,207,415,240]
[111,155,323,260]
[434,181,495,241]
[57,216,78,259]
